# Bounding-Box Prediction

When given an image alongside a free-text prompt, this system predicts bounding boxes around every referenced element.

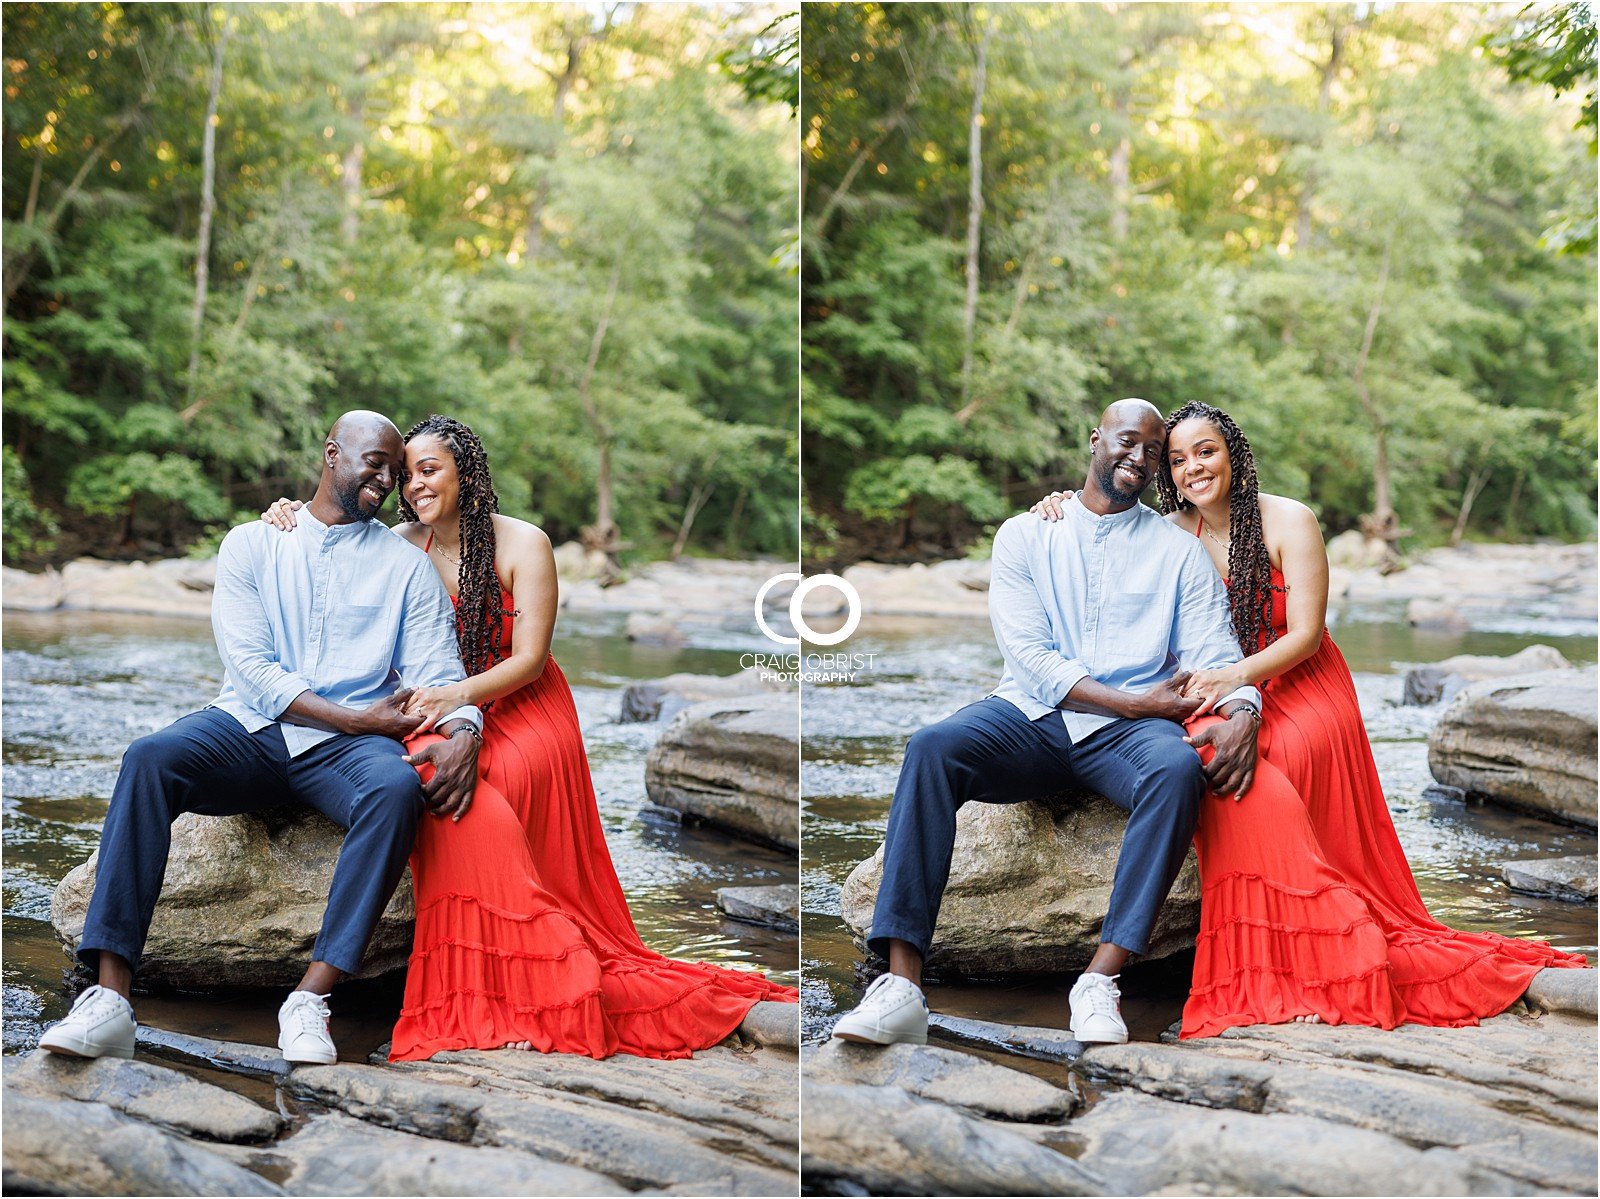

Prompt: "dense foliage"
[4,3,798,565]
[802,3,1597,562]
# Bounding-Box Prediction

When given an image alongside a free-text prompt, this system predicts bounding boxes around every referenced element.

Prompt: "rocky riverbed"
[803,969,1596,1196]
[4,1001,800,1196]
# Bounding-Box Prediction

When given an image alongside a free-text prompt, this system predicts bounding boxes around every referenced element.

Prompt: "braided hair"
[1154,402,1279,656]
[397,415,510,680]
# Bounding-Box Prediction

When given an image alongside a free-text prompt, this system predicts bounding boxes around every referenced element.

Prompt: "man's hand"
[405,727,480,821]
[1185,710,1259,800]
[1131,672,1202,722]
[351,689,424,740]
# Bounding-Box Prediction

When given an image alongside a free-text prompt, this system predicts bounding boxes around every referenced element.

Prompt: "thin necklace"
[431,539,461,566]
[1203,514,1231,552]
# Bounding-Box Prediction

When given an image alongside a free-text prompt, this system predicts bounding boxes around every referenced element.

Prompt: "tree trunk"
[187,9,231,399]
[1449,464,1490,548]
[959,20,991,412]
[340,50,370,247]
[1352,236,1399,570]
[1295,21,1343,250]
[578,258,624,583]
[670,477,716,561]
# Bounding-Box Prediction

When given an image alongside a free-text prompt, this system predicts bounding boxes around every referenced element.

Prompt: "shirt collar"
[1069,495,1147,526]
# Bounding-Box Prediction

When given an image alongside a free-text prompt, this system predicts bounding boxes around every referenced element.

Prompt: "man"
[832,399,1262,1046]
[40,411,483,1065]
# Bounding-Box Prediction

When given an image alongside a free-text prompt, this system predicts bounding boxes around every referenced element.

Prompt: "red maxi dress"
[390,587,796,1061]
[1181,540,1586,1039]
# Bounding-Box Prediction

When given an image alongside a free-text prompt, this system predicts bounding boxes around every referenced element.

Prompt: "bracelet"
[1227,705,1261,724]
[447,722,483,745]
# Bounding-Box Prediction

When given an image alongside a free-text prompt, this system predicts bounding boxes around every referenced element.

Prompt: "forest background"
[801,2,1597,565]
[3,2,799,567]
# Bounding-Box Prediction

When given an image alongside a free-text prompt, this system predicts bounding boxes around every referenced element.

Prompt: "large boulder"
[644,693,798,850]
[1402,644,1571,706]
[840,796,1201,975]
[52,809,414,988]
[60,557,216,619]
[1427,667,1598,829]
[801,560,991,622]
[2,565,66,611]
[619,667,779,723]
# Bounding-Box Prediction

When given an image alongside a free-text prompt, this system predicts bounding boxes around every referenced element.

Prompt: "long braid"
[1154,401,1278,655]
[398,415,509,680]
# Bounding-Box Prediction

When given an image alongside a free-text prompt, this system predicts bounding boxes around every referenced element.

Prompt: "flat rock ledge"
[840,795,1201,974]
[802,967,1596,1197]
[1503,855,1598,903]
[717,884,799,932]
[4,1007,799,1197]
[644,692,799,850]
[1427,666,1598,829]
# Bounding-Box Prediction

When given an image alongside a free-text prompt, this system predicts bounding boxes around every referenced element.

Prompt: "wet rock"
[1403,644,1571,706]
[1406,598,1470,631]
[59,557,217,619]
[1325,529,1391,572]
[644,693,799,850]
[266,1112,626,1196]
[832,560,991,621]
[1,1089,281,1196]
[805,1040,1077,1122]
[2,564,65,611]
[716,884,799,932]
[1427,667,1598,829]
[5,1051,283,1142]
[927,1012,1083,1064]
[1524,966,1598,1017]
[624,613,687,647]
[1071,1009,1597,1196]
[800,1080,1097,1196]
[1061,1089,1498,1196]
[290,1043,797,1195]
[53,808,414,988]
[736,1001,800,1051]
[840,796,1200,974]
[1503,856,1597,902]
[620,667,778,723]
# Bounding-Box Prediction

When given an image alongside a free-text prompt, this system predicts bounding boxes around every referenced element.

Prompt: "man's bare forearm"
[1061,677,1142,719]
[281,690,361,735]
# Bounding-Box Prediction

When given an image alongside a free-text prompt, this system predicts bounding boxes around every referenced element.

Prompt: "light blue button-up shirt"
[988,498,1261,743]
[208,507,481,757]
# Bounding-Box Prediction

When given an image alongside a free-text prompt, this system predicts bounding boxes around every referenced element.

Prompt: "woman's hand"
[261,498,303,531]
[402,684,471,734]
[1183,666,1248,717]
[1030,490,1075,521]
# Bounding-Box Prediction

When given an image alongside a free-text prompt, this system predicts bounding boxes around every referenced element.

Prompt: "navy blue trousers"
[79,708,423,978]
[869,697,1204,961]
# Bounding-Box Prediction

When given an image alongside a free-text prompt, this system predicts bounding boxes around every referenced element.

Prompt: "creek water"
[2,608,797,1060]
[801,600,1598,1047]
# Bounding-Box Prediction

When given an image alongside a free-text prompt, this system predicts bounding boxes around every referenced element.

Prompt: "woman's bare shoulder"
[1165,507,1200,531]
[391,520,428,548]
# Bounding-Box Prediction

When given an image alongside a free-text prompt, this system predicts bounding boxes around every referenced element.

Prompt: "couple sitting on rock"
[42,410,795,1066]
[833,398,1584,1048]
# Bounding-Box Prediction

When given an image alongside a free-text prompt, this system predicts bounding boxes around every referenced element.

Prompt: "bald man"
[833,399,1263,1047]
[43,412,483,1066]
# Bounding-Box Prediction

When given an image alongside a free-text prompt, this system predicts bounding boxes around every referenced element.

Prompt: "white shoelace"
[288,994,331,1036]
[74,986,125,1020]
[1078,973,1121,1016]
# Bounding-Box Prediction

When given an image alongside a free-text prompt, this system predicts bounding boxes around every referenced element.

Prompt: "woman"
[1034,401,1585,1038]
[266,415,795,1060]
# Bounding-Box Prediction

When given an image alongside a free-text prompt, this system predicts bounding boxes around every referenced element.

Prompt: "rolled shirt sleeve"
[989,517,1091,710]
[396,559,483,733]
[212,527,314,721]
[1173,541,1263,713]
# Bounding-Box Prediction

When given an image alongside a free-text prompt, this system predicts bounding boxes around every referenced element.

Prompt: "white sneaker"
[278,991,337,1065]
[1069,971,1128,1044]
[831,973,929,1046]
[38,985,137,1059]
